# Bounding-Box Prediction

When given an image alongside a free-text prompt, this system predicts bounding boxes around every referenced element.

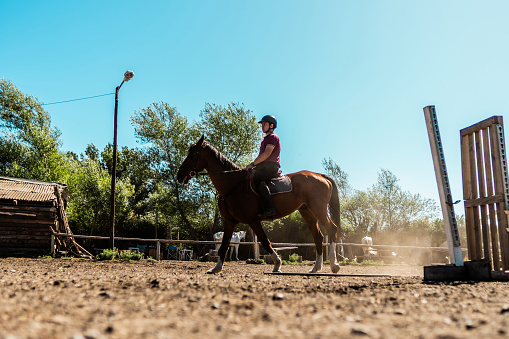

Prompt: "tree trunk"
[174,186,199,241]
[211,203,221,236]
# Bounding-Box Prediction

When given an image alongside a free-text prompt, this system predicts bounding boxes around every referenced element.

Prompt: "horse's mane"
[204,142,242,171]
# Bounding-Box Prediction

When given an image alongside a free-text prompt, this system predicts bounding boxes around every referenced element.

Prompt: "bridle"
[185,146,203,180]
[183,145,251,213]
[185,146,244,180]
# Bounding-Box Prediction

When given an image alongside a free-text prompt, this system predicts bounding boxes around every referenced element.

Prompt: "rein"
[184,142,248,200]
[186,143,244,179]
[195,168,248,202]
[195,169,244,176]
[196,169,248,199]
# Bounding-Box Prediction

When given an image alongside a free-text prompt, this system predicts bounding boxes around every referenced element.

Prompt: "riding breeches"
[252,161,280,190]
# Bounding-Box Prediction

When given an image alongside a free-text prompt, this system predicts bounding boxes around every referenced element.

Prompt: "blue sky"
[2,1,509,209]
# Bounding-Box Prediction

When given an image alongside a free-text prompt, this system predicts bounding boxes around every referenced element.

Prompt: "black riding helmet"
[258,115,277,129]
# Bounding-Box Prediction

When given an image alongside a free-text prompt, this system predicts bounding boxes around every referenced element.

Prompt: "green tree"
[131,102,201,240]
[342,189,378,237]
[65,151,134,245]
[322,157,351,199]
[340,168,440,245]
[373,168,401,232]
[196,102,260,236]
[131,101,261,242]
[198,102,260,165]
[100,144,155,215]
[0,79,69,182]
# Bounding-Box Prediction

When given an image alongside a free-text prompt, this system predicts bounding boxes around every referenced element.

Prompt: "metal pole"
[110,81,124,249]
[424,105,464,266]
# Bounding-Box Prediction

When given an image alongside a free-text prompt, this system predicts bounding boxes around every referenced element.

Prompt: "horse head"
[177,135,208,184]
[237,231,246,240]
[213,232,224,241]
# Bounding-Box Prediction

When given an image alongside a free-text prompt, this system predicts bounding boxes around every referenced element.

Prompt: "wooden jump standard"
[461,116,509,272]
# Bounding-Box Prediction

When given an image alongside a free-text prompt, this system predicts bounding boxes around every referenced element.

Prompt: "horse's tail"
[321,174,341,235]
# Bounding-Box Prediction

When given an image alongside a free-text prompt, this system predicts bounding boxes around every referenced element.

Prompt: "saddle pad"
[268,175,292,195]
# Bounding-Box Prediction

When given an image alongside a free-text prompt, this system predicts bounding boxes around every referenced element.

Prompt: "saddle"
[249,170,292,196]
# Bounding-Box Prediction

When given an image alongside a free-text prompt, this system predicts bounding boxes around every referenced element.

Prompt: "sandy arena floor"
[0,258,508,338]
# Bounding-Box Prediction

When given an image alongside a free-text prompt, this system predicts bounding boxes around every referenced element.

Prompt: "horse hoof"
[206,268,220,274]
[331,264,340,274]
[309,266,322,274]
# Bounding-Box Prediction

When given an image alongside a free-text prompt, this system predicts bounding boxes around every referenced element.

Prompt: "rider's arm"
[245,144,275,170]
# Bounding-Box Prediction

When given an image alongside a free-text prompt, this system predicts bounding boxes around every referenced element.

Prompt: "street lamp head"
[123,70,134,82]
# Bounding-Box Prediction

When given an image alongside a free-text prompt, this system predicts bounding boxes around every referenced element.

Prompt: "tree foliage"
[322,157,351,199]
[131,101,260,241]
[195,102,261,235]
[131,102,200,240]
[0,79,69,181]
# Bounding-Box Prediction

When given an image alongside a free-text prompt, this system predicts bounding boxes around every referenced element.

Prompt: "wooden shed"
[0,176,89,257]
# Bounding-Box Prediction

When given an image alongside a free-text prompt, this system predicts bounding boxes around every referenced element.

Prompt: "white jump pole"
[424,105,464,266]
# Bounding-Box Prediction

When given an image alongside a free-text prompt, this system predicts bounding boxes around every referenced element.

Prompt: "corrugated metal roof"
[0,177,65,202]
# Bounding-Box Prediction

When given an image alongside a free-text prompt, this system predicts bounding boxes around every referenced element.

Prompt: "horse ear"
[198,134,208,148]
[197,135,205,146]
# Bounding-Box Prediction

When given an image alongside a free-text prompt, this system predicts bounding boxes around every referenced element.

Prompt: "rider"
[245,115,281,219]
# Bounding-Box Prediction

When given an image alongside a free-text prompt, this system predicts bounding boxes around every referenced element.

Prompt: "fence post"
[254,234,259,259]
[156,241,161,260]
[50,234,55,256]
[324,235,329,261]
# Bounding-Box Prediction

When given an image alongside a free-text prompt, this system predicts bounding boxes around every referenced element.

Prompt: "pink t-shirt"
[259,132,280,164]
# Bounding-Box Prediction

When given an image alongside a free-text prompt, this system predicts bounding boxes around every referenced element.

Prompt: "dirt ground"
[1,258,509,339]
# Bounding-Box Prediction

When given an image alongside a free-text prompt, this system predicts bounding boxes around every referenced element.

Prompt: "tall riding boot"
[258,181,276,219]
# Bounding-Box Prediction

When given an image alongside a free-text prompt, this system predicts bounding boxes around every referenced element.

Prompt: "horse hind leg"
[229,244,238,261]
[314,208,340,274]
[299,206,324,273]
[234,244,239,261]
[328,233,340,273]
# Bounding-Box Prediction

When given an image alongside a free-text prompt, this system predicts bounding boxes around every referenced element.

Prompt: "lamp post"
[110,70,134,249]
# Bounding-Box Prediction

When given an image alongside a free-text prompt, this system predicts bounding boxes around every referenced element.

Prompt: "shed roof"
[0,177,66,202]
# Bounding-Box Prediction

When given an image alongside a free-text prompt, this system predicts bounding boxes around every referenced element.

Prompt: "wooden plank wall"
[460,116,509,271]
[0,202,56,254]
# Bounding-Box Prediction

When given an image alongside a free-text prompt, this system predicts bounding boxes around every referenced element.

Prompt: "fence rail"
[52,232,462,262]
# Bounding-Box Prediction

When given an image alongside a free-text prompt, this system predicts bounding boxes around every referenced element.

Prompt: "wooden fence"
[460,116,509,271]
[52,232,457,264]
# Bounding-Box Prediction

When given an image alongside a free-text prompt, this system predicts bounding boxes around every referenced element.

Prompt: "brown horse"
[177,135,341,274]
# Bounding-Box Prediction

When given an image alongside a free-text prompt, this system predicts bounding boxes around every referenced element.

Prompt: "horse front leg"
[207,223,237,274]
[233,244,239,261]
[249,221,281,273]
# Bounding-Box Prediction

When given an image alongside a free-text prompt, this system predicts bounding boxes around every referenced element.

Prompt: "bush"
[118,251,144,261]
[288,253,299,262]
[96,248,145,261]
[95,248,118,260]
